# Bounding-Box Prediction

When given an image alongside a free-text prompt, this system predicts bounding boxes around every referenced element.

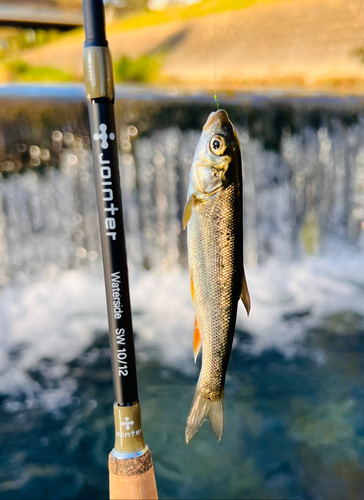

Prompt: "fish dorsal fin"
[183,195,195,230]
[240,265,251,316]
[193,317,202,363]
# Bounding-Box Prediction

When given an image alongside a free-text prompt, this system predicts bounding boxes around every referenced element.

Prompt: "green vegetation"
[0,28,61,58]
[45,0,260,46]
[108,0,258,34]
[5,60,74,83]
[114,54,160,83]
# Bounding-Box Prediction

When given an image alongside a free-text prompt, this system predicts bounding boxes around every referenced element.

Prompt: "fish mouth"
[203,109,231,132]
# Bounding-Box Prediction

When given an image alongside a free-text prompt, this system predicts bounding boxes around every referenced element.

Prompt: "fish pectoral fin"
[183,195,195,230]
[240,265,251,316]
[193,317,202,363]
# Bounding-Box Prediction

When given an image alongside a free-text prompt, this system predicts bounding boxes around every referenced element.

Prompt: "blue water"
[1,317,363,500]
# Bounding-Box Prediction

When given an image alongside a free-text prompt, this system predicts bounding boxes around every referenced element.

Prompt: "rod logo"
[116,416,142,438]
[93,123,115,149]
[121,417,134,430]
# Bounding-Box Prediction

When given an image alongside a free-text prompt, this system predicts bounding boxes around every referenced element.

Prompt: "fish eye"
[209,135,226,156]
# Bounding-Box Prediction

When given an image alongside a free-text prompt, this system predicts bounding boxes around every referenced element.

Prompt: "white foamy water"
[239,251,364,357]
[0,266,107,409]
[1,251,363,408]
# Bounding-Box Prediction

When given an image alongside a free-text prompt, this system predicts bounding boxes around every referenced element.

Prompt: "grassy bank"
[0,53,161,84]
[0,0,267,84]
[108,0,258,32]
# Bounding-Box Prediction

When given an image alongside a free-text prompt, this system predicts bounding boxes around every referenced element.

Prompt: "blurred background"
[0,1,364,499]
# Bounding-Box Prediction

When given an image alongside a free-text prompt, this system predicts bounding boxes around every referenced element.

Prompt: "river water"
[0,85,363,500]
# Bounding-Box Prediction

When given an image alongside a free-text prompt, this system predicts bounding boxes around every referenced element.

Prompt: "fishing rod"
[82,1,158,498]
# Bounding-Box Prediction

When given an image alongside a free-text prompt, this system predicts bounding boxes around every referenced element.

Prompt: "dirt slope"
[22,0,364,91]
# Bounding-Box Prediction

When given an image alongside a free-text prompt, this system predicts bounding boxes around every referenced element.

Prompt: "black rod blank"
[83,0,107,47]
[83,0,139,406]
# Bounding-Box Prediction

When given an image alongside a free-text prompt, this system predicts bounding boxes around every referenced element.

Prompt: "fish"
[183,109,250,444]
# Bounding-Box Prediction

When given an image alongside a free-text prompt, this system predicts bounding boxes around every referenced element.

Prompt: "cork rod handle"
[109,449,158,500]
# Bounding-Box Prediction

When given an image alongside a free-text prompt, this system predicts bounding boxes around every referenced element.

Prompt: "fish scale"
[189,183,240,401]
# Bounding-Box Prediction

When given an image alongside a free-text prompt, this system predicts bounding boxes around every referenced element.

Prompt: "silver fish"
[183,109,250,443]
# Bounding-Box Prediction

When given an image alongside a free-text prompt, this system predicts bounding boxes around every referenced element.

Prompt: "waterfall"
[0,95,363,284]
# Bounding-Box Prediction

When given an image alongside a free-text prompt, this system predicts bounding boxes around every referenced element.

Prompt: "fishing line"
[214,0,219,110]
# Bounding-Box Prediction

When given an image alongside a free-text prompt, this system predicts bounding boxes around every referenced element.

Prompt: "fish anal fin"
[193,317,202,363]
[240,265,251,316]
[183,195,195,230]
[190,271,195,305]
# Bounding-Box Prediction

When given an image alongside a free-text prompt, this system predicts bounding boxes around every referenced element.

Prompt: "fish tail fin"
[185,389,224,444]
